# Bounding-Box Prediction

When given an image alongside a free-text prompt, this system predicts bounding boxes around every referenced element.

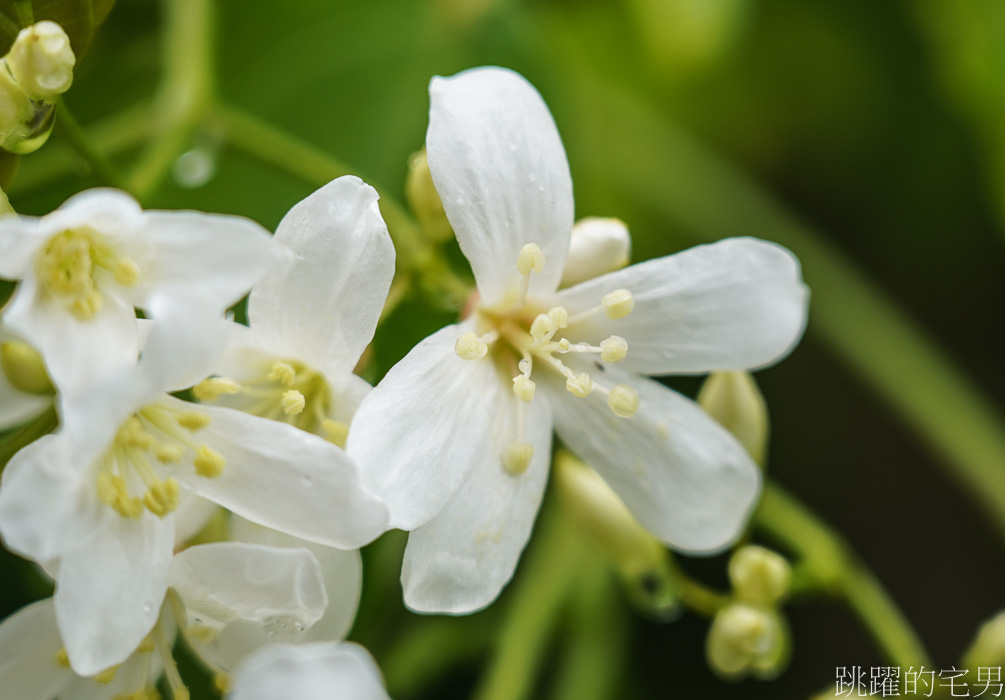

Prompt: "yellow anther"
[193,445,226,478]
[282,390,306,415]
[154,443,183,464]
[323,419,349,448]
[0,340,53,395]
[115,690,162,700]
[174,689,191,700]
[516,243,545,275]
[512,375,536,402]
[556,338,571,352]
[214,674,233,694]
[188,624,219,643]
[94,665,120,684]
[566,372,594,398]
[601,289,635,319]
[548,306,569,328]
[529,313,557,342]
[268,361,297,385]
[607,384,640,418]
[193,377,241,401]
[176,411,211,432]
[98,473,143,519]
[55,647,70,668]
[455,331,488,360]
[136,636,155,653]
[143,478,180,517]
[69,291,104,319]
[503,442,534,476]
[113,258,140,286]
[600,335,628,363]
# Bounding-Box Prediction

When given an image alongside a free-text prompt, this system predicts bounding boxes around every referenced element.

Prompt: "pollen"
[600,335,628,363]
[193,377,241,401]
[193,445,226,478]
[176,411,211,432]
[513,375,536,402]
[268,361,297,385]
[97,473,144,519]
[154,443,183,463]
[323,419,349,448]
[94,664,120,684]
[601,289,634,319]
[607,384,640,418]
[516,243,545,275]
[455,331,488,360]
[503,442,534,476]
[282,389,306,415]
[113,258,140,286]
[143,478,180,517]
[55,647,70,668]
[529,313,558,343]
[566,371,594,398]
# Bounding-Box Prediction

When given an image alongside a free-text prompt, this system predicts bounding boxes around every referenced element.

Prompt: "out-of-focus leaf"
[0,151,18,189]
[0,0,117,58]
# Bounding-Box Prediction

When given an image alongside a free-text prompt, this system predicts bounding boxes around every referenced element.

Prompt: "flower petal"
[427,67,573,304]
[248,176,395,376]
[347,323,504,530]
[166,398,389,549]
[229,642,389,700]
[0,599,73,699]
[138,290,228,393]
[0,218,44,278]
[402,391,552,613]
[0,372,50,431]
[545,364,761,552]
[55,513,174,676]
[555,238,809,375]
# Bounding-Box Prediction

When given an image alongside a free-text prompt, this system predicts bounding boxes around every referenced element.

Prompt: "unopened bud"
[706,603,788,680]
[963,610,1005,670]
[0,69,34,151]
[560,217,632,287]
[1,340,54,395]
[405,148,452,243]
[7,22,75,102]
[555,450,678,619]
[698,371,768,466]
[728,545,790,605]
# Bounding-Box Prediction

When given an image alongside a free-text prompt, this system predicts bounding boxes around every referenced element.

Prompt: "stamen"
[529,313,557,343]
[113,258,140,286]
[269,361,297,385]
[607,384,640,417]
[282,390,306,416]
[176,411,211,432]
[55,647,70,668]
[94,664,120,684]
[512,375,536,402]
[143,478,180,518]
[97,473,143,519]
[601,289,634,319]
[455,332,488,360]
[548,306,569,328]
[323,419,349,448]
[516,243,545,275]
[503,442,534,476]
[193,377,241,401]
[154,614,190,700]
[69,291,103,319]
[600,335,628,363]
[214,674,233,693]
[193,446,226,478]
[565,372,594,398]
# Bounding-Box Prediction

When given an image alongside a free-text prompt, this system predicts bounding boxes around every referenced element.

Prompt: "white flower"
[193,175,395,449]
[348,67,808,613]
[0,325,52,431]
[0,296,389,675]
[228,642,390,700]
[0,189,289,392]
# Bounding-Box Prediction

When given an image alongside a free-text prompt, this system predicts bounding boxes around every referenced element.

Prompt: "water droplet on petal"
[263,615,307,642]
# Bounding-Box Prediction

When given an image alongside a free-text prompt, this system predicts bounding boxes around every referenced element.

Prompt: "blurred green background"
[3,0,1005,697]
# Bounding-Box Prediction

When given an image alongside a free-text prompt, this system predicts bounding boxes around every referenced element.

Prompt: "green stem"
[0,405,58,470]
[381,616,495,697]
[473,503,583,700]
[54,100,130,191]
[756,481,932,668]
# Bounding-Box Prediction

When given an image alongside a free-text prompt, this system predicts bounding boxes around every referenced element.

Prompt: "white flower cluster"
[0,66,808,698]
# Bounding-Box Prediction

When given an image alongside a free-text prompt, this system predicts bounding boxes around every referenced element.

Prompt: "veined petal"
[0,599,73,699]
[545,364,761,552]
[229,642,389,700]
[55,513,174,676]
[249,176,395,376]
[134,210,289,311]
[168,398,389,549]
[555,238,809,375]
[427,67,573,304]
[170,543,327,634]
[402,391,552,614]
[347,323,504,531]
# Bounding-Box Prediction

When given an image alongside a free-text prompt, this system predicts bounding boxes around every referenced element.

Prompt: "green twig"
[54,100,130,191]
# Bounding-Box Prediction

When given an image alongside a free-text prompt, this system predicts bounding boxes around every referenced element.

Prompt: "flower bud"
[0,186,12,216]
[728,545,791,605]
[7,21,76,102]
[560,217,631,287]
[555,450,678,619]
[405,148,453,244]
[1,340,54,395]
[0,68,34,151]
[706,603,789,680]
[698,370,769,465]
[962,610,1005,670]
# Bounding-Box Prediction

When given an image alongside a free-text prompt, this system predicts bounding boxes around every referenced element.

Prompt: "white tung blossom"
[0,294,389,676]
[348,66,809,613]
[0,189,288,392]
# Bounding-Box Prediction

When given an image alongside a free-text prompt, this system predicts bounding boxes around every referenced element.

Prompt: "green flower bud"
[7,21,76,102]
[706,602,789,680]
[405,148,453,244]
[962,610,1005,670]
[0,68,34,152]
[559,217,632,288]
[698,370,769,465]
[728,545,791,605]
[1,340,54,395]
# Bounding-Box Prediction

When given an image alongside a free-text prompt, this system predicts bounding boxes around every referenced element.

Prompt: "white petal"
[135,210,289,310]
[0,599,73,699]
[545,364,761,552]
[167,398,389,549]
[427,67,573,304]
[347,323,504,530]
[402,391,552,613]
[138,291,228,393]
[172,492,220,548]
[55,514,174,675]
[46,189,145,236]
[0,372,50,430]
[61,647,164,700]
[171,543,327,635]
[555,238,809,375]
[229,642,389,700]
[249,176,395,376]
[0,218,44,278]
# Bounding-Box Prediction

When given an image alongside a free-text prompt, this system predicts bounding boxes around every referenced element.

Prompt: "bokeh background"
[3,0,1005,697]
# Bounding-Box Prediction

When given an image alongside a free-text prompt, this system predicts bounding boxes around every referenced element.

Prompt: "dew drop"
[172,148,217,188]
[263,615,307,642]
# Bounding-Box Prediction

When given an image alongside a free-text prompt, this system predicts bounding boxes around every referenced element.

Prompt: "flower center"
[194,359,348,447]
[455,242,641,476]
[37,227,140,319]
[95,401,225,519]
